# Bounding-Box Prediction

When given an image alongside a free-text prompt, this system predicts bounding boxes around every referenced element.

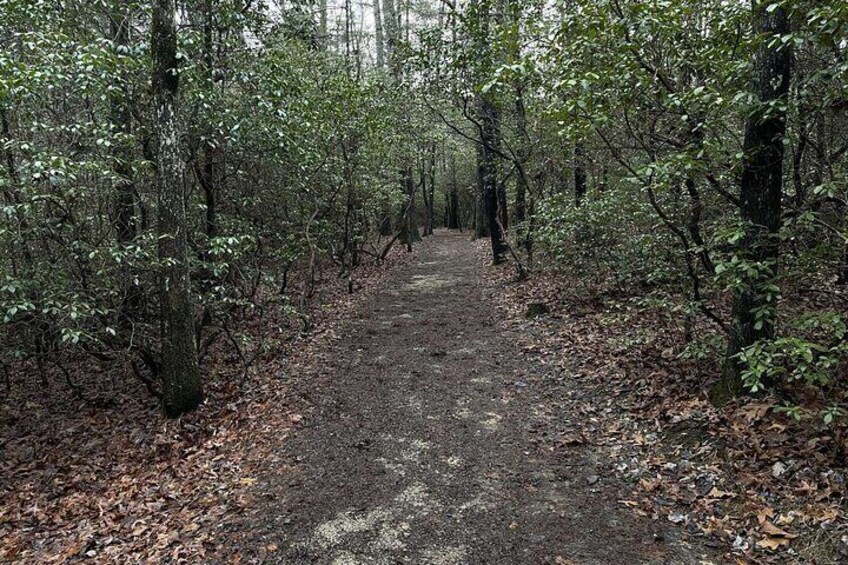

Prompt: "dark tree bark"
[420,157,433,237]
[478,96,507,264]
[474,144,489,239]
[425,144,436,235]
[152,0,203,417]
[514,87,528,224]
[109,1,140,321]
[716,1,791,401]
[447,153,460,230]
[573,142,587,207]
[198,0,222,242]
[399,167,421,249]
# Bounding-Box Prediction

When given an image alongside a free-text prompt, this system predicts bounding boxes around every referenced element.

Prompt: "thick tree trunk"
[152,0,203,417]
[716,1,791,402]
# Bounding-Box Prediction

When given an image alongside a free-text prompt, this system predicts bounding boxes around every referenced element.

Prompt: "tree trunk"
[110,0,140,322]
[426,144,436,235]
[420,159,431,237]
[716,1,791,402]
[318,0,328,45]
[514,88,528,224]
[152,0,203,417]
[382,0,399,78]
[448,153,460,229]
[399,167,421,248]
[373,0,384,70]
[478,96,507,264]
[574,142,587,207]
[199,0,221,242]
[474,144,489,239]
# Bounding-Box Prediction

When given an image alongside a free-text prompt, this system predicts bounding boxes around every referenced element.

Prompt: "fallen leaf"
[706,487,735,499]
[756,536,791,550]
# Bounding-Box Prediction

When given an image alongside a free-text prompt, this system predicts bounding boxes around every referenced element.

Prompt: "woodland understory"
[481,243,848,564]
[2,0,848,562]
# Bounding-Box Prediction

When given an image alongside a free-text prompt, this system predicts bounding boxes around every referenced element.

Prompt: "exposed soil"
[229,231,720,564]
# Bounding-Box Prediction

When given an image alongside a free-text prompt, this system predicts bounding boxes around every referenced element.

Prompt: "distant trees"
[413,0,848,415]
[0,0,442,416]
[2,0,847,419]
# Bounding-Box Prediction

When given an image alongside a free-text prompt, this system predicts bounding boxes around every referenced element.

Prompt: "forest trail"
[237,231,715,564]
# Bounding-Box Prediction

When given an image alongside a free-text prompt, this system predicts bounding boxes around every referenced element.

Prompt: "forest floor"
[224,230,721,564]
[4,230,846,564]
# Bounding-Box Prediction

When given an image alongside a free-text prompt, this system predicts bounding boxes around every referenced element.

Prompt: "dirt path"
[236,231,717,564]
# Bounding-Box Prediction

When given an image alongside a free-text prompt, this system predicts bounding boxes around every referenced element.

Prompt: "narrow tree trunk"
[343,0,352,73]
[1,109,33,270]
[426,144,436,235]
[373,0,384,70]
[479,97,507,264]
[514,90,528,224]
[716,1,791,402]
[382,0,399,78]
[474,145,489,239]
[110,0,139,321]
[199,0,220,241]
[420,161,431,237]
[399,167,421,248]
[152,0,203,417]
[318,0,328,45]
[574,142,587,207]
[448,153,460,229]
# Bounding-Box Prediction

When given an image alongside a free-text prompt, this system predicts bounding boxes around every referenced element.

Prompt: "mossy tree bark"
[152,0,203,417]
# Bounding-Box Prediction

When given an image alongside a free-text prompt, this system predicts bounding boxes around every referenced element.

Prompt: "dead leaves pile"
[0,243,419,563]
[477,243,848,564]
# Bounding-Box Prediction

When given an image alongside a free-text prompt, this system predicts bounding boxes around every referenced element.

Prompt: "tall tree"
[473,0,507,263]
[718,0,792,398]
[319,0,328,44]
[382,0,399,78]
[152,0,203,416]
[197,0,222,241]
[447,152,461,229]
[479,95,506,263]
[373,0,385,70]
[109,0,140,321]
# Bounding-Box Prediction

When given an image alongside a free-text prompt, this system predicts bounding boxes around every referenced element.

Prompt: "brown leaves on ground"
[476,242,848,564]
[0,245,419,563]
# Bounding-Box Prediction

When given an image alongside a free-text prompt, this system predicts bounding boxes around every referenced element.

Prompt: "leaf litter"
[475,241,848,565]
[0,245,419,563]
